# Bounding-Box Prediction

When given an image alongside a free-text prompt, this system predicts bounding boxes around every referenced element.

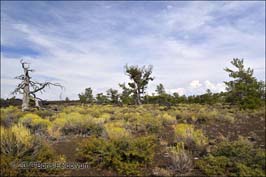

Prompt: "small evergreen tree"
[78,87,94,104]
[96,93,109,104]
[155,83,166,95]
[224,58,264,109]
[106,88,120,104]
[65,97,70,102]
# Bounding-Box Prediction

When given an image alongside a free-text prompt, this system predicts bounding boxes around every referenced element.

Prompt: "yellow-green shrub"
[1,124,36,157]
[161,113,176,125]
[34,109,55,118]
[127,112,162,134]
[1,124,65,176]
[173,123,208,147]
[1,106,23,127]
[49,112,103,137]
[55,112,88,134]
[47,117,67,138]
[92,112,112,124]
[222,113,235,123]
[19,113,51,133]
[104,121,130,140]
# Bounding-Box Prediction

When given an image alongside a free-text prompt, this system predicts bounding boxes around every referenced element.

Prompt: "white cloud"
[189,80,202,89]
[169,88,186,96]
[204,80,226,93]
[1,1,264,100]
[166,5,173,9]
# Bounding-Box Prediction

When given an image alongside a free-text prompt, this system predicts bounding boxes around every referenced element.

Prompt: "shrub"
[87,107,102,117]
[114,135,156,175]
[78,135,155,175]
[1,123,39,157]
[198,108,219,121]
[196,155,230,176]
[128,112,162,134]
[1,106,23,127]
[173,123,208,148]
[196,138,266,176]
[115,135,156,163]
[235,163,265,177]
[61,112,87,134]
[212,138,254,163]
[35,109,55,118]
[222,113,235,123]
[19,113,51,133]
[104,121,131,140]
[49,112,103,137]
[77,136,114,166]
[47,116,66,138]
[152,167,172,176]
[161,113,176,125]
[167,142,193,175]
[92,113,112,124]
[0,124,65,176]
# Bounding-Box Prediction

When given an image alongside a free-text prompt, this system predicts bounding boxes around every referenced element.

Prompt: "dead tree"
[12,59,63,111]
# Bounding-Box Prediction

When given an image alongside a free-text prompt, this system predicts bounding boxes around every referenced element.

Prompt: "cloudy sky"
[1,1,265,100]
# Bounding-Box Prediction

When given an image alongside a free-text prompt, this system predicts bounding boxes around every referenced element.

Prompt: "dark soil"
[52,136,117,176]
[201,113,265,148]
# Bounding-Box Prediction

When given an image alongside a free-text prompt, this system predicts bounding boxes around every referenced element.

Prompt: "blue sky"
[1,1,265,100]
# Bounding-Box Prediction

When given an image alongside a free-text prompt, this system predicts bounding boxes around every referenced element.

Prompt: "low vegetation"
[0,104,265,176]
[196,138,266,176]
[1,123,65,176]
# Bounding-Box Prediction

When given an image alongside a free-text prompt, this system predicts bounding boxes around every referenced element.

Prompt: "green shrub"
[115,135,155,163]
[196,155,230,176]
[77,136,114,166]
[78,135,156,175]
[213,138,254,164]
[34,109,55,119]
[235,163,265,177]
[196,138,266,176]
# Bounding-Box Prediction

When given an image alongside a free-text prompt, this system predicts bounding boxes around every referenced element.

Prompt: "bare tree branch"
[13,59,64,111]
[15,74,25,80]
[30,81,63,94]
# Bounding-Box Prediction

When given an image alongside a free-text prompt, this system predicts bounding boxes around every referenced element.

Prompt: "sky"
[1,1,265,100]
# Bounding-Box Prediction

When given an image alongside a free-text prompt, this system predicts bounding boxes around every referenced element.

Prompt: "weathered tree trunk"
[22,67,30,111]
[35,98,41,109]
[13,60,63,111]
[136,89,141,105]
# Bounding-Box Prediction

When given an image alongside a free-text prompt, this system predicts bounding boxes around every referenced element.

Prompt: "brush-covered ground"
[1,104,265,176]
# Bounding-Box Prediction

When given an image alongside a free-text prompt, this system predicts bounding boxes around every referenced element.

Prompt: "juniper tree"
[124,65,154,105]
[106,88,120,104]
[78,87,94,104]
[155,83,166,95]
[119,83,133,105]
[96,93,109,104]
